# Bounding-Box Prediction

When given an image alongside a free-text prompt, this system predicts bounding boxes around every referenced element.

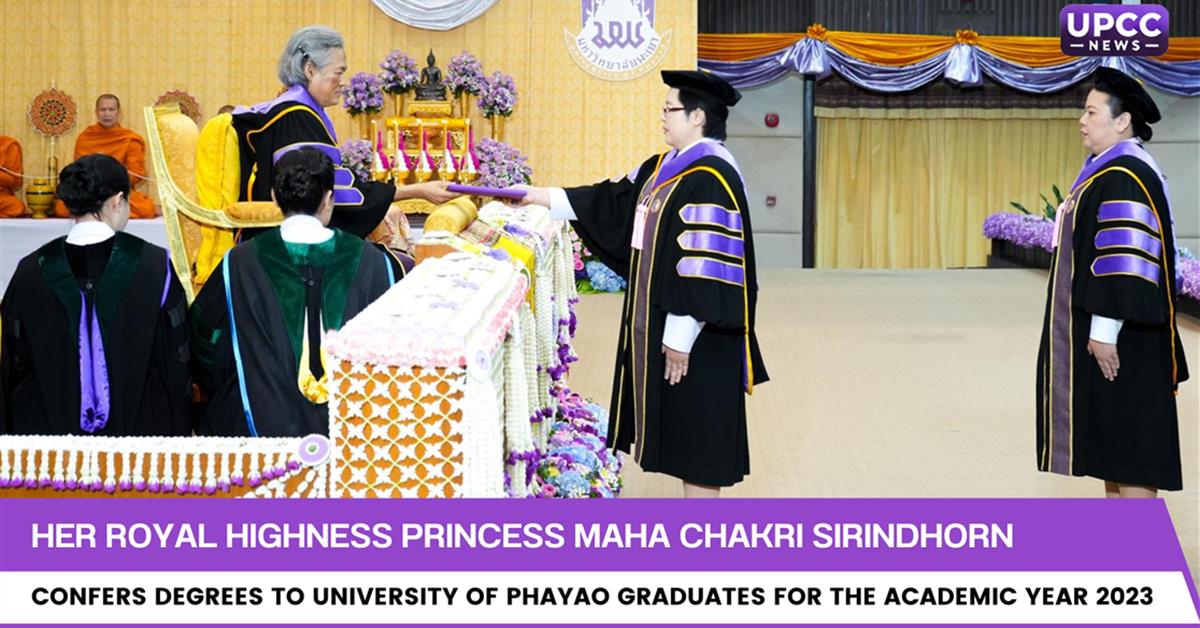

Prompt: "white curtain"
[370,0,500,31]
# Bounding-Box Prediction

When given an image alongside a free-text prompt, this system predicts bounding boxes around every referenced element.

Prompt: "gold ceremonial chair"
[144,104,283,302]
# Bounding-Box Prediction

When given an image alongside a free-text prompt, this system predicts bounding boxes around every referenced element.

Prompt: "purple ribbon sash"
[652,140,747,200]
[78,294,110,434]
[234,85,338,146]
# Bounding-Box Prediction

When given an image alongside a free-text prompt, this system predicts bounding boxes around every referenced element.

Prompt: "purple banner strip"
[677,256,744,285]
[678,204,742,232]
[0,499,1190,581]
[678,231,744,259]
[1098,201,1160,232]
[1095,227,1163,258]
[1093,253,1161,284]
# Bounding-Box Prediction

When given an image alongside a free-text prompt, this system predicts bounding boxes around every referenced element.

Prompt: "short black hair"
[677,87,729,141]
[57,154,131,216]
[1092,76,1153,142]
[272,148,335,216]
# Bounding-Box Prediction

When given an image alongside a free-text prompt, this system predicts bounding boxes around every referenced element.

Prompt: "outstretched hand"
[503,185,548,208]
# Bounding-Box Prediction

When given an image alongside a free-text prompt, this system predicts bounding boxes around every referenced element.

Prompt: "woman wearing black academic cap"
[513,70,769,497]
[1036,67,1188,496]
[0,154,192,436]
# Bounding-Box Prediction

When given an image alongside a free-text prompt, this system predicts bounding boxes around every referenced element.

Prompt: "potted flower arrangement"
[379,50,418,117]
[340,72,384,139]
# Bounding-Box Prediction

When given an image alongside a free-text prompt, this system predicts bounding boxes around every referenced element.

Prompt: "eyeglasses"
[662,106,686,115]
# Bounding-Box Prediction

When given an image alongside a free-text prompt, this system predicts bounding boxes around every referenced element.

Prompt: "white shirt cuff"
[1089,315,1124,344]
[547,187,577,220]
[662,314,705,353]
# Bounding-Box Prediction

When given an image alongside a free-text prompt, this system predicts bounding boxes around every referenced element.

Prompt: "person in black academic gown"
[233,25,457,243]
[191,148,398,437]
[0,154,191,436]
[514,71,768,497]
[1036,67,1189,496]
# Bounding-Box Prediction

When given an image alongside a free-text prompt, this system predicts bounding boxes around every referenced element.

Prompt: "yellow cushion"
[154,106,199,202]
[195,113,241,210]
[423,197,478,234]
[226,201,284,223]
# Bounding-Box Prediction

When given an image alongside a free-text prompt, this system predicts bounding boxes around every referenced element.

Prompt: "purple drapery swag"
[700,39,1200,96]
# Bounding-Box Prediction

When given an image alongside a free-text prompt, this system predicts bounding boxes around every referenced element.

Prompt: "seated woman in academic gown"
[191,148,398,437]
[0,154,191,435]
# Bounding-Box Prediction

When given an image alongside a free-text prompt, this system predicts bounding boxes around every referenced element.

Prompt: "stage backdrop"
[0,0,696,191]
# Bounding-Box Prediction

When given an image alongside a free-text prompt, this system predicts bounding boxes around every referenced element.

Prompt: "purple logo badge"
[1060,4,1169,57]
[565,0,672,81]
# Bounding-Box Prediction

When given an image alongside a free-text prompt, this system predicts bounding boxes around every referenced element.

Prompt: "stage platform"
[567,268,1199,583]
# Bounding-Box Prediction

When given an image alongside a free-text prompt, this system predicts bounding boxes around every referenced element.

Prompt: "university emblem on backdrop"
[565,0,672,81]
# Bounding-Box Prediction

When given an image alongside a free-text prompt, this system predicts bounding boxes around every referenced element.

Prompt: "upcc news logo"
[1060,4,1169,56]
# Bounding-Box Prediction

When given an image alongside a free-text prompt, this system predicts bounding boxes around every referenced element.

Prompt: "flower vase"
[355,114,371,140]
[489,115,505,142]
[391,93,406,118]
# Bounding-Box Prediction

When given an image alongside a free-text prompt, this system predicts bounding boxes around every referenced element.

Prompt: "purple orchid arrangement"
[983,212,1199,300]
[982,212,1055,252]
[379,50,419,94]
[339,139,372,183]
[478,71,518,118]
[340,72,384,115]
[1178,253,1199,300]
[445,51,486,97]
[475,138,532,188]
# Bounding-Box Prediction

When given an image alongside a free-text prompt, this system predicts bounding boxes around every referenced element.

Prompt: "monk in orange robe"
[0,135,26,217]
[54,94,156,218]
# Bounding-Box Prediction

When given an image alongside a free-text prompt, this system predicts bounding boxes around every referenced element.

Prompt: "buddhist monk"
[0,135,25,217]
[54,94,156,219]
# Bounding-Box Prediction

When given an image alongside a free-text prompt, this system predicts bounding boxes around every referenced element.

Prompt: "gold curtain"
[816,109,1083,269]
[0,0,695,190]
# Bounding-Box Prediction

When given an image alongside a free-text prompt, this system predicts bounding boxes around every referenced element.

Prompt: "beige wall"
[1144,85,1200,256]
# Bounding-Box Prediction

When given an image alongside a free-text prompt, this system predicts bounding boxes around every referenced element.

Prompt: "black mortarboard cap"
[1093,67,1161,124]
[661,70,741,107]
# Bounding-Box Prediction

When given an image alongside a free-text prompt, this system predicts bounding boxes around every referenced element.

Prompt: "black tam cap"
[1092,67,1161,124]
[662,70,741,107]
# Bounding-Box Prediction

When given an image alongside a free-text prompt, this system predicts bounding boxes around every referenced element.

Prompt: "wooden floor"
[566,268,1199,583]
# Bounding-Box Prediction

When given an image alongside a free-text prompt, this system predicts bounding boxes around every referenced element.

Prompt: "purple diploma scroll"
[447,184,527,200]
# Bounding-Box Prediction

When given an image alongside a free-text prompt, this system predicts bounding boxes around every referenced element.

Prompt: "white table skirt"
[0,218,168,295]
